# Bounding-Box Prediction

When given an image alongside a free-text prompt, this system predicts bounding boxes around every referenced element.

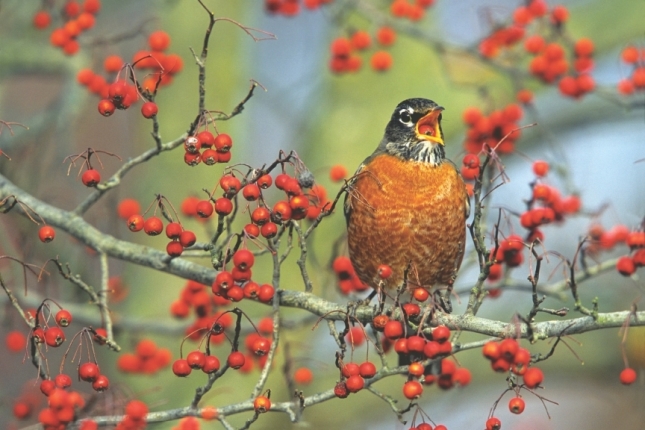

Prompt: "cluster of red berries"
[557,38,595,98]
[35,0,101,56]
[617,45,645,95]
[172,349,222,377]
[460,153,480,182]
[462,103,523,154]
[132,30,184,91]
[170,280,228,320]
[265,0,333,16]
[482,338,544,388]
[333,360,377,398]
[37,383,94,430]
[487,234,525,282]
[126,210,197,258]
[211,249,275,303]
[614,231,645,277]
[31,309,73,348]
[332,256,369,294]
[182,131,233,167]
[390,0,435,21]
[230,172,328,239]
[77,362,110,391]
[117,339,172,375]
[422,358,472,391]
[479,0,556,59]
[513,160,581,244]
[96,82,158,119]
[184,310,233,344]
[329,27,397,74]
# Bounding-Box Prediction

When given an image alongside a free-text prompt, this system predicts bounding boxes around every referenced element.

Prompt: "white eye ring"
[398,109,413,126]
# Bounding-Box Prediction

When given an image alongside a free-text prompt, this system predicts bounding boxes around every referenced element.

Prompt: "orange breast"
[346,154,468,289]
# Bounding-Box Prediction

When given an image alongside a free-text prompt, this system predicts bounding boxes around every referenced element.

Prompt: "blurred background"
[1,0,644,428]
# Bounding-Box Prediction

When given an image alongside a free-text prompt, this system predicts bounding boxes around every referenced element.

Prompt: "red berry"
[384,320,404,340]
[141,101,158,118]
[196,200,214,218]
[5,331,26,352]
[184,136,201,153]
[117,198,141,220]
[260,222,278,239]
[508,396,525,414]
[172,359,192,377]
[39,225,56,243]
[148,30,171,51]
[485,417,502,430]
[79,362,100,382]
[196,130,216,147]
[233,249,255,270]
[165,222,182,239]
[127,214,144,232]
[252,337,271,356]
[523,367,544,388]
[253,395,271,413]
[55,309,73,327]
[44,327,65,347]
[40,379,56,396]
[616,256,636,276]
[432,325,450,343]
[359,361,377,378]
[407,335,426,352]
[81,169,101,187]
[482,341,500,360]
[242,184,261,201]
[98,99,115,116]
[214,133,233,152]
[345,374,365,393]
[166,240,183,257]
[620,367,637,385]
[186,350,206,369]
[214,197,233,216]
[294,367,313,384]
[334,381,349,398]
[329,164,348,182]
[258,284,275,303]
[143,216,164,236]
[499,338,519,360]
[402,380,423,399]
[257,174,273,189]
[377,264,392,279]
[371,51,393,72]
[227,351,246,369]
[179,230,197,248]
[376,26,396,46]
[92,375,110,393]
[125,400,148,421]
[33,11,51,29]
[202,355,221,374]
[55,373,72,388]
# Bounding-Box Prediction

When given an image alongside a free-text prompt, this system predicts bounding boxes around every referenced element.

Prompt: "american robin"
[345,98,469,297]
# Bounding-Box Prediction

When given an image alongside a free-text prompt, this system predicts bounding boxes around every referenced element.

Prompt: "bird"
[344,98,469,301]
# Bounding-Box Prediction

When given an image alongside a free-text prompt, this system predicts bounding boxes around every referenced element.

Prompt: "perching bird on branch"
[345,98,469,305]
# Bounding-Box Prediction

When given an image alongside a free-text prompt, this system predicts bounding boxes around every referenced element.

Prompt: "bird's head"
[379,98,446,166]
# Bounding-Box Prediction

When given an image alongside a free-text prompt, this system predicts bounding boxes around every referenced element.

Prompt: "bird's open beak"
[415,107,444,145]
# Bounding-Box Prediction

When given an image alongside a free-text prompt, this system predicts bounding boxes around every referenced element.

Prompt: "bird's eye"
[398,109,413,125]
